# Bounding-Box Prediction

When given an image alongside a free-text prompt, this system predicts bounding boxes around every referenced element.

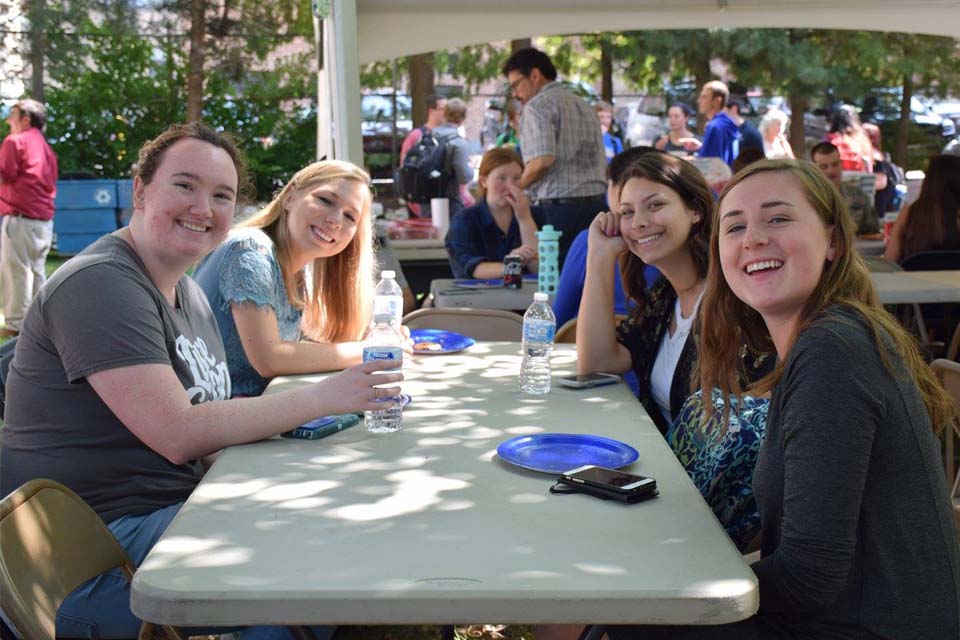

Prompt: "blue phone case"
[281,414,360,440]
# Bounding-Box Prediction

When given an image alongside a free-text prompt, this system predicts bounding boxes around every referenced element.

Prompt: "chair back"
[900,251,960,354]
[930,360,960,529]
[946,323,960,362]
[555,314,628,345]
[555,318,577,344]
[402,308,524,341]
[0,479,137,640]
[900,250,960,272]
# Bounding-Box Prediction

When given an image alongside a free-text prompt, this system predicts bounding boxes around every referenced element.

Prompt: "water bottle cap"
[380,270,396,279]
[373,313,394,324]
[533,292,549,302]
[537,225,562,240]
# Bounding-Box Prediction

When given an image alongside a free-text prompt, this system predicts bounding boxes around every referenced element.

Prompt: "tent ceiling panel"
[356,0,960,64]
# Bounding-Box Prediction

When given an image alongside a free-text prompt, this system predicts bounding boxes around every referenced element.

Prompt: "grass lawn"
[46,252,69,277]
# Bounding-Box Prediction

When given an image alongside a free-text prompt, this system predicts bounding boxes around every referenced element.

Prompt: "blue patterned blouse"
[666,389,769,551]
[193,229,303,397]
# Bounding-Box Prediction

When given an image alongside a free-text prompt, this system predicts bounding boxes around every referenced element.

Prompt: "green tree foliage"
[435,44,509,95]
[36,6,316,199]
[44,19,184,176]
[203,51,317,197]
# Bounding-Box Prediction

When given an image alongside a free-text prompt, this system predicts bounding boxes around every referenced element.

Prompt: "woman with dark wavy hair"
[884,153,960,263]
[576,152,712,433]
[609,158,959,639]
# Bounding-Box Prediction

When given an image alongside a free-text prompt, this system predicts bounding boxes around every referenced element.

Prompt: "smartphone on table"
[558,372,621,389]
[557,465,658,503]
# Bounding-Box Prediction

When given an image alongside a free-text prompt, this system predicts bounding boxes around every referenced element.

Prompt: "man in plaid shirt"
[503,47,607,268]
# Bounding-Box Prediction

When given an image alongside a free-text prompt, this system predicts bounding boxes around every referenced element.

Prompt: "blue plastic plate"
[522,273,538,281]
[496,433,639,474]
[410,329,476,355]
[452,278,504,289]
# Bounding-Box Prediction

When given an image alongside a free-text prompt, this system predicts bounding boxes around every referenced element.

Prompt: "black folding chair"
[900,251,960,355]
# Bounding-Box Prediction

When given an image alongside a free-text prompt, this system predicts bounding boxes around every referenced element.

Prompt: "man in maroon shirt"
[0,99,58,336]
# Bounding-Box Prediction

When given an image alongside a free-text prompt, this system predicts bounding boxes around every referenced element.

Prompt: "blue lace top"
[193,228,302,397]
[666,389,769,551]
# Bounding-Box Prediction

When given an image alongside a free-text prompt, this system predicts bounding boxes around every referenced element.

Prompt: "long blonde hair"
[238,161,374,343]
[697,159,953,433]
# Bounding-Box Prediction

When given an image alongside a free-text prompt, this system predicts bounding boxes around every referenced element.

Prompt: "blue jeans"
[55,502,334,640]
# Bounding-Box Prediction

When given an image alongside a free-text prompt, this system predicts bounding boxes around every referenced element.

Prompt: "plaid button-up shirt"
[520,82,606,202]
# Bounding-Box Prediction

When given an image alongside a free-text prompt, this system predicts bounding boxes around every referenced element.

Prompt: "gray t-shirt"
[753,307,960,638]
[432,124,473,201]
[0,234,231,523]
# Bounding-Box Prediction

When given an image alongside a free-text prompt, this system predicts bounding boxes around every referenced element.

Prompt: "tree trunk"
[409,53,435,128]
[511,39,532,52]
[186,0,206,122]
[788,89,808,159]
[893,73,912,168]
[27,0,44,100]
[600,37,613,103]
[691,38,712,132]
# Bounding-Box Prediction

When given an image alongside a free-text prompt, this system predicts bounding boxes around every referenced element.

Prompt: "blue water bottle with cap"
[537,225,562,294]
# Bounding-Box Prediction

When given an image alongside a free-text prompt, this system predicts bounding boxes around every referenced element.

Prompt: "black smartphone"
[560,465,657,495]
[558,372,620,389]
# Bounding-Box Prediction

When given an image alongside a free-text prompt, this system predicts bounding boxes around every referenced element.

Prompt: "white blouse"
[650,290,703,424]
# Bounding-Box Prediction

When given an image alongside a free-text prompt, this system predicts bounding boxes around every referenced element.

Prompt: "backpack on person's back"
[396,127,458,204]
[875,154,906,214]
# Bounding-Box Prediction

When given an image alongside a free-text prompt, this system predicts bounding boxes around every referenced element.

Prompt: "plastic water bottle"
[373,270,403,327]
[363,313,404,433]
[537,225,562,295]
[520,292,556,395]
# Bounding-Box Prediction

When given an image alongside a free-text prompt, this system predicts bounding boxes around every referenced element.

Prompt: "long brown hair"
[901,154,960,260]
[616,153,713,310]
[238,161,374,343]
[698,159,953,433]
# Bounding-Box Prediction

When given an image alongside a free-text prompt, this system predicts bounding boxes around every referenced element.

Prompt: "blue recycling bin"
[116,179,134,226]
[54,180,120,255]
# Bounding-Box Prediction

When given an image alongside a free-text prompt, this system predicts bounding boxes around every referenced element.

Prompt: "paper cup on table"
[431,198,450,238]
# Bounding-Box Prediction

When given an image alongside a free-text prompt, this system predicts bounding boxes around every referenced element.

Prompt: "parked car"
[623,103,667,148]
[361,92,411,179]
[361,92,412,154]
[931,100,960,129]
[860,90,956,139]
[945,134,960,156]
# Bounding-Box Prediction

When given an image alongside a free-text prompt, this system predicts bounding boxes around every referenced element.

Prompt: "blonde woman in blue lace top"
[194,161,377,396]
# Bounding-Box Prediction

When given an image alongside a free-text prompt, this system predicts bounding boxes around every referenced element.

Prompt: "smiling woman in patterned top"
[576,152,713,434]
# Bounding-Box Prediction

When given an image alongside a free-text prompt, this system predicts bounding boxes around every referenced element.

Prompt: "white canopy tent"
[321,0,960,162]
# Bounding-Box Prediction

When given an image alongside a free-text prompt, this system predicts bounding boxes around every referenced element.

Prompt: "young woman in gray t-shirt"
[0,122,401,639]
[608,160,960,639]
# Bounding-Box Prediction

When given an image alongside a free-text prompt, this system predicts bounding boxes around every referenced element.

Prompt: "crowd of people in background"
[1,43,959,640]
